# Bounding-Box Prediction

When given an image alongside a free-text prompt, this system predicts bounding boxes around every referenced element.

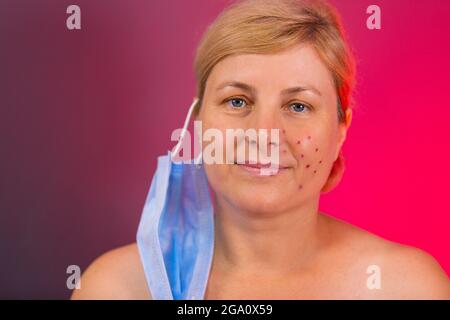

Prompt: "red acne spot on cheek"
[315,148,319,152]
[282,149,287,153]
[313,170,317,174]
[297,140,301,144]
[299,184,303,190]
[300,154,304,158]
[306,164,310,169]
[319,160,322,164]
[308,135,312,140]
[282,129,286,134]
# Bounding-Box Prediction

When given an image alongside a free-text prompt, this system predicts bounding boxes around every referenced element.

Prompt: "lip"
[235,162,290,176]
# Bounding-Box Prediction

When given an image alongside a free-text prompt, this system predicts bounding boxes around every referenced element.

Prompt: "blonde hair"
[193,0,356,123]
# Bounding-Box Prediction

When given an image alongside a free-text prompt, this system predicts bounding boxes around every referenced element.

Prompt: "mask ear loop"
[171,97,202,165]
[194,145,203,166]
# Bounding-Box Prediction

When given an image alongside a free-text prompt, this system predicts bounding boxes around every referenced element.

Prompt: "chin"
[226,184,294,216]
[206,165,302,215]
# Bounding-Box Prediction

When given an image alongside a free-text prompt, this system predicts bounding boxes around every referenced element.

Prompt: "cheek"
[203,163,230,196]
[283,131,335,191]
[294,134,324,167]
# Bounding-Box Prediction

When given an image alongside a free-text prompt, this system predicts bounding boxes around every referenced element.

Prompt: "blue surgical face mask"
[136,98,215,300]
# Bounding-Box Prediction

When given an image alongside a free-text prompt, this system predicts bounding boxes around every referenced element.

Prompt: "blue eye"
[227,98,247,109]
[289,102,310,113]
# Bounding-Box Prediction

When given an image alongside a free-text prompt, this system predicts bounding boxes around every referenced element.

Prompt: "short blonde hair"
[194,0,356,123]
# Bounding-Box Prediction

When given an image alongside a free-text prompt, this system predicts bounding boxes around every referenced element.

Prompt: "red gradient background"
[0,0,449,298]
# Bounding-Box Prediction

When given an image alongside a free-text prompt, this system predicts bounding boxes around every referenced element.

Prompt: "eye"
[289,102,311,113]
[226,97,247,109]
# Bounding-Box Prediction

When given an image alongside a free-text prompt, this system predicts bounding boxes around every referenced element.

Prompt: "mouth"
[234,161,290,176]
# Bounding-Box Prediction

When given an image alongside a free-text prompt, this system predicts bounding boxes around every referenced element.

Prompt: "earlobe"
[340,108,353,143]
[324,110,352,192]
[321,150,346,194]
[345,108,353,128]
[335,108,352,161]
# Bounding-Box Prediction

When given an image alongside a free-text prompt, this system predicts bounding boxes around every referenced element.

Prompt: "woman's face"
[197,44,351,215]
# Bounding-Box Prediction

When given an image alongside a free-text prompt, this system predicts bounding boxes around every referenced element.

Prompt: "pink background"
[0,0,449,298]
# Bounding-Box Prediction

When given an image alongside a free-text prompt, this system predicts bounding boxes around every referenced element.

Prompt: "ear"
[321,150,345,194]
[334,108,352,161]
[322,108,353,194]
[345,107,353,128]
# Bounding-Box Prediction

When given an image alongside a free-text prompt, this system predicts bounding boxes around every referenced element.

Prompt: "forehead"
[206,44,335,98]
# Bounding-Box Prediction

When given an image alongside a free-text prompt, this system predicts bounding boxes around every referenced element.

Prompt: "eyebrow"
[216,81,255,95]
[281,85,322,97]
[216,81,322,97]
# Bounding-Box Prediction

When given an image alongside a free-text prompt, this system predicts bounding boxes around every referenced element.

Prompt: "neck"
[212,193,323,277]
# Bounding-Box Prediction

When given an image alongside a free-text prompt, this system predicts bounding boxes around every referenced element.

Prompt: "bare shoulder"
[319,212,450,299]
[379,241,450,299]
[70,243,152,300]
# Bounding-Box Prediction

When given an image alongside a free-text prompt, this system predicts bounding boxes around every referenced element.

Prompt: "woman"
[72,0,450,299]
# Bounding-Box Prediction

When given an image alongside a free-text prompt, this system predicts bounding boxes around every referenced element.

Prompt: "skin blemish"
[282,149,287,153]
[307,135,312,140]
[297,140,301,144]
[300,154,304,158]
[282,129,286,134]
[313,170,317,174]
[306,164,310,169]
[298,184,303,190]
[315,148,319,152]
[319,160,322,164]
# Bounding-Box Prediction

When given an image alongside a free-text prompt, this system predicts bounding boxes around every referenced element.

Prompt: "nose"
[245,103,285,148]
